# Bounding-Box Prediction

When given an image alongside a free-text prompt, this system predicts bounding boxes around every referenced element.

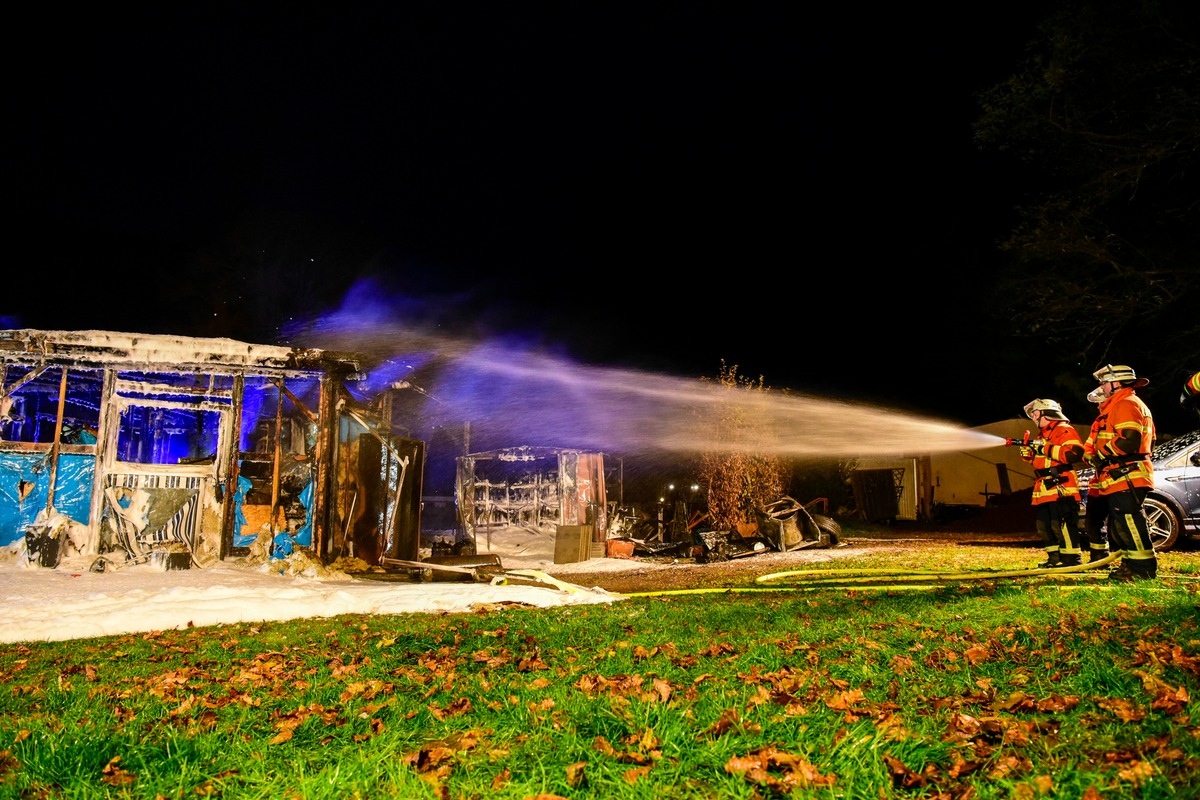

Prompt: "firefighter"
[1019,398,1085,568]
[1182,371,1200,421]
[1080,387,1111,562]
[1085,365,1157,581]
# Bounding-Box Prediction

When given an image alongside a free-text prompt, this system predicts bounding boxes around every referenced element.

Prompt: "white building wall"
[929,419,1089,507]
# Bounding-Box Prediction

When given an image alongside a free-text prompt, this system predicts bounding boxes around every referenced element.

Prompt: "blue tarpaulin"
[231,474,256,547]
[293,481,314,546]
[0,452,93,546]
[270,480,314,559]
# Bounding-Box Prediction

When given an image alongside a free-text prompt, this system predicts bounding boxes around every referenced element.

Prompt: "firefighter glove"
[1019,446,1033,459]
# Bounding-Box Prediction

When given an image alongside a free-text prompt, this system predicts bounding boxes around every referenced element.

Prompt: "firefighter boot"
[1037,551,1061,569]
[1109,559,1157,582]
[1058,553,1082,567]
[1108,561,1133,582]
[1128,559,1158,581]
[1087,547,1110,563]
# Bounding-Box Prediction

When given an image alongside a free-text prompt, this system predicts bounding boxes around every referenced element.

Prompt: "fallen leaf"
[565,761,587,788]
[622,766,651,784]
[101,755,136,787]
[1117,759,1155,785]
[882,754,925,789]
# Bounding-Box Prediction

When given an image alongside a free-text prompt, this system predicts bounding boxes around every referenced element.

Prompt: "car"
[1077,429,1200,551]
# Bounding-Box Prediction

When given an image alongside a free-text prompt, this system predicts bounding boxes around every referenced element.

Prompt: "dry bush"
[696,362,790,532]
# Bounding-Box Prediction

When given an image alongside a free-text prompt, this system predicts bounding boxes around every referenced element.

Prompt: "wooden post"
[271,383,283,532]
[312,374,336,561]
[219,374,245,560]
[45,367,69,511]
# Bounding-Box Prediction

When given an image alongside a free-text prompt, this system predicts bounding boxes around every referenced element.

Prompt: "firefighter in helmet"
[1085,364,1157,581]
[1019,399,1086,567]
[1079,386,1111,562]
[1182,371,1200,421]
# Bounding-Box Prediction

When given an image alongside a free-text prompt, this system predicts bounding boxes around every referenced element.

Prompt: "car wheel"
[1143,497,1181,551]
[813,514,842,546]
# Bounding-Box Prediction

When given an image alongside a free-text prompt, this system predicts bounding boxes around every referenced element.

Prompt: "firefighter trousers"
[1035,496,1083,566]
[1083,492,1112,561]
[1106,487,1157,576]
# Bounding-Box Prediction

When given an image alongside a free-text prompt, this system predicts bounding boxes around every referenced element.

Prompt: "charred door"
[340,431,424,565]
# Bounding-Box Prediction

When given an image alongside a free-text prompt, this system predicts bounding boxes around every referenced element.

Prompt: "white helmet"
[1093,364,1149,387]
[1023,398,1068,421]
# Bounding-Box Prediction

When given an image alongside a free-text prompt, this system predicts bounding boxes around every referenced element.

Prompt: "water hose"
[621,582,1178,597]
[619,551,1136,598]
[755,550,1123,586]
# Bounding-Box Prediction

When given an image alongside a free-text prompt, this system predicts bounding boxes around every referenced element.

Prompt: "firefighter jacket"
[1185,371,1200,410]
[1082,416,1103,498]
[1086,387,1155,496]
[1020,420,1083,505]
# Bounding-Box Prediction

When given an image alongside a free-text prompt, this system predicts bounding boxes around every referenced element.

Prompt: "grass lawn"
[1,531,1197,799]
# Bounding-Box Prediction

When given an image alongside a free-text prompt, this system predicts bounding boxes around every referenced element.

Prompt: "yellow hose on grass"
[617,552,1191,597]
[755,550,1122,585]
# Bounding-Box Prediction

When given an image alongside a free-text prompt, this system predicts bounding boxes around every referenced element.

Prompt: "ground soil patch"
[543,522,1043,594]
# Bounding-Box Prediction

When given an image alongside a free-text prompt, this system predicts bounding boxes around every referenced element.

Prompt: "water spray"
[288,295,1013,459]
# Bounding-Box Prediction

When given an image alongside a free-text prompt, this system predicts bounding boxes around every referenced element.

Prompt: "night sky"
[11,6,1090,433]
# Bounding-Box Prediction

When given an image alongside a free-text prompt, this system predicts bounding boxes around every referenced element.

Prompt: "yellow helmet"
[1092,364,1149,387]
[1023,398,1068,421]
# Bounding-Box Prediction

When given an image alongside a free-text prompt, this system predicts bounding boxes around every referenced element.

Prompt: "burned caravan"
[0,329,423,570]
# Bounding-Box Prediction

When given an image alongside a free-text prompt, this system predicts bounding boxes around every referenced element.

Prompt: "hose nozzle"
[1004,430,1044,448]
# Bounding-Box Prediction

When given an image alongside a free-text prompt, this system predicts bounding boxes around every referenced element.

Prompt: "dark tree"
[974,0,1200,397]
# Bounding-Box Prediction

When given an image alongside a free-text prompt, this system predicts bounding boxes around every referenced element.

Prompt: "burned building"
[0,329,424,570]
[454,445,609,562]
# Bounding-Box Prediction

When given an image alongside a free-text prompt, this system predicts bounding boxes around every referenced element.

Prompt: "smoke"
[284,278,1005,458]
